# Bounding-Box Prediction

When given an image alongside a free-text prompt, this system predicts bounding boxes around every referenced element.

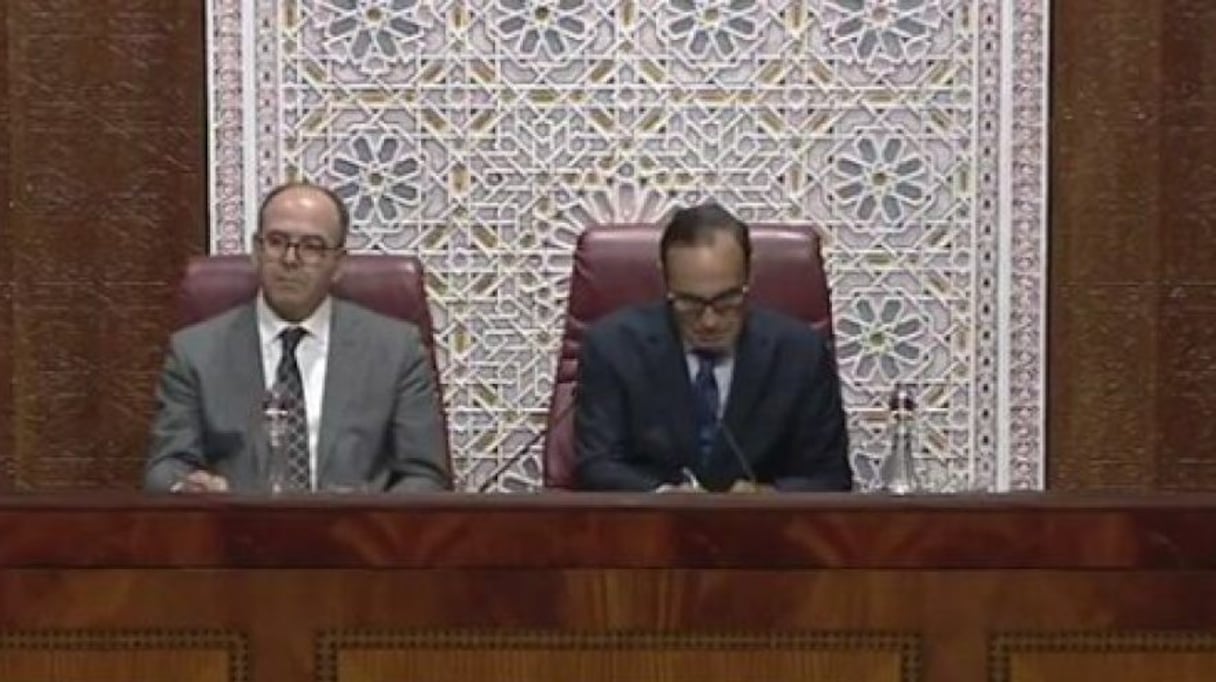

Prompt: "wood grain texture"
[0,0,205,490]
[320,631,915,682]
[0,0,11,489]
[3,493,1216,569]
[1051,0,1216,488]
[992,632,1216,682]
[0,630,247,682]
[4,496,1216,681]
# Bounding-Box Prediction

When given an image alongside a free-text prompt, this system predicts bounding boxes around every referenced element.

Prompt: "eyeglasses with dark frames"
[255,231,343,264]
[667,285,749,318]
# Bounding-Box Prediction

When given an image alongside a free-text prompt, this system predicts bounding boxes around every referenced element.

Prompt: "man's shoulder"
[333,298,424,340]
[171,303,251,348]
[585,300,667,342]
[747,305,831,348]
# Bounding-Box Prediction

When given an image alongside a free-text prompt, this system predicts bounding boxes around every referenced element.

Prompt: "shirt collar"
[256,294,333,349]
[683,344,735,361]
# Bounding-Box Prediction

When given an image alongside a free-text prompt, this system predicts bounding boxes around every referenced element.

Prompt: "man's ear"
[330,249,347,285]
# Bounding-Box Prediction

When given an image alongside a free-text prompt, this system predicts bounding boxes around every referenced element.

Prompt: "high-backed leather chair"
[176,253,451,465]
[540,223,833,489]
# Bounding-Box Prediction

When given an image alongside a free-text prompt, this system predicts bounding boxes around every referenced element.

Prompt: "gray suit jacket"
[144,298,451,493]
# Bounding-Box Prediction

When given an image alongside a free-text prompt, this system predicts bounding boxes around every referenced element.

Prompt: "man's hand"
[728,479,773,494]
[655,481,706,493]
[171,470,230,493]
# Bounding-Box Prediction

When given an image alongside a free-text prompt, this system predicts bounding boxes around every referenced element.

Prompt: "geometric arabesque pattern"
[207,0,1049,492]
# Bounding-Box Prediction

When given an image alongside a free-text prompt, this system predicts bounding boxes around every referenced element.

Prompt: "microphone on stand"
[716,418,758,486]
[475,389,578,493]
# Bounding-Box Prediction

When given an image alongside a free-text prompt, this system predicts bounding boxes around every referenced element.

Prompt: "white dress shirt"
[256,294,332,490]
[654,350,736,492]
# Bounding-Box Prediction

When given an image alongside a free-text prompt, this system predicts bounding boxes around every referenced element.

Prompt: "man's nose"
[280,243,303,265]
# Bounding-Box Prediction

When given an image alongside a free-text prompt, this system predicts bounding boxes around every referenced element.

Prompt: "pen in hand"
[680,467,703,491]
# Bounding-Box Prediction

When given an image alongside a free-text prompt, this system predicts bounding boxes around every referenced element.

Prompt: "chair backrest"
[176,253,450,464]
[540,223,833,489]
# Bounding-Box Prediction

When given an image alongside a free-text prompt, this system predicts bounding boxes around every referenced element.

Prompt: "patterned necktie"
[692,350,720,472]
[273,326,310,491]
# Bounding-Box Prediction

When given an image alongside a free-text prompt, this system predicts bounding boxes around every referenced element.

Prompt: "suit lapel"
[643,305,699,467]
[222,304,269,472]
[318,300,361,476]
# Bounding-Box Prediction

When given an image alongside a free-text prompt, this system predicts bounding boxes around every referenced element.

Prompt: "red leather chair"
[176,254,451,464]
[540,223,834,489]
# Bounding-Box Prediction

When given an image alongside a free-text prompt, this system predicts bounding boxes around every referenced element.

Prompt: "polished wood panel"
[992,633,1216,682]
[0,1,205,490]
[0,630,246,682]
[321,631,914,682]
[1052,0,1216,488]
[1,495,1216,682]
[5,492,1216,568]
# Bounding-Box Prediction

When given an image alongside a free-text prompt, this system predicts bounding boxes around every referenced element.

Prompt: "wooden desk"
[2,493,1216,682]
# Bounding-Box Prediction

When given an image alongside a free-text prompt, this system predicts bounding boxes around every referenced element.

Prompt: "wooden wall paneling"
[1050,1,1164,489]
[0,0,12,489]
[1154,0,1216,488]
[1,1,207,489]
[1051,1,1216,487]
[1157,1,1216,284]
[1158,286,1216,487]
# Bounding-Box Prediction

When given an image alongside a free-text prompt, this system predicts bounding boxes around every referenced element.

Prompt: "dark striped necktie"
[273,326,309,491]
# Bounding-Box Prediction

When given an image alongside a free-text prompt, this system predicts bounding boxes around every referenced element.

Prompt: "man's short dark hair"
[659,202,752,273]
[257,181,351,247]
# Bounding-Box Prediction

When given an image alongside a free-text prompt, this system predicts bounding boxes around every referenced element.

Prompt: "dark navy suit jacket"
[573,301,853,492]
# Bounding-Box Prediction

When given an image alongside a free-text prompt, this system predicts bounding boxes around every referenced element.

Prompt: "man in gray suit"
[145,182,451,493]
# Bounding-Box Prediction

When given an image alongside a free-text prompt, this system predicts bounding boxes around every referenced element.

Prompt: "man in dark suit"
[145,182,451,494]
[574,203,853,492]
